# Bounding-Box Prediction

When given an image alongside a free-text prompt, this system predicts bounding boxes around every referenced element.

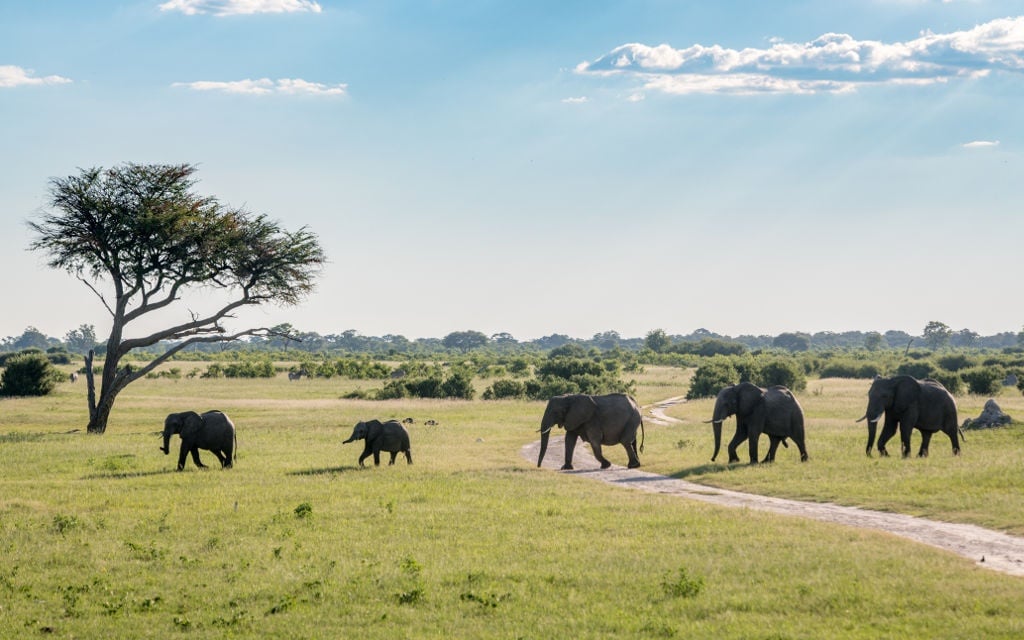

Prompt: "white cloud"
[159,0,322,16]
[0,65,71,88]
[962,140,1000,148]
[174,78,347,96]
[577,16,1024,95]
[626,92,645,102]
[561,96,588,104]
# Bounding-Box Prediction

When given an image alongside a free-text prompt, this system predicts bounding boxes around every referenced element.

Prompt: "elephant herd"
[534,374,962,470]
[159,375,962,472]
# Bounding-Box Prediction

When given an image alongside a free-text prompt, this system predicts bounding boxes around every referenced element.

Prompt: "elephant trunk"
[537,425,552,467]
[537,410,557,467]
[865,420,877,456]
[161,431,171,455]
[711,421,723,462]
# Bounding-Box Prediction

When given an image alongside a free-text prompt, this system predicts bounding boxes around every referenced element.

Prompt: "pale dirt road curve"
[521,428,1024,578]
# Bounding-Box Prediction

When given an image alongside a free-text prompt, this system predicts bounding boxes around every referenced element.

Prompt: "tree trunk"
[84,348,128,434]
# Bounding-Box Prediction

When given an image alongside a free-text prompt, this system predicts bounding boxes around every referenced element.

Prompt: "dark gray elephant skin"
[344,419,412,467]
[537,393,644,470]
[858,375,960,458]
[709,383,808,464]
[161,410,236,471]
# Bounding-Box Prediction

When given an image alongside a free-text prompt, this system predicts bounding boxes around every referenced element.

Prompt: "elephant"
[857,375,961,457]
[707,382,808,464]
[537,393,644,470]
[160,410,236,471]
[343,419,412,467]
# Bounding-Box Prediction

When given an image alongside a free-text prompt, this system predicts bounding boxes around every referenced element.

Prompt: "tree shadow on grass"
[288,465,362,477]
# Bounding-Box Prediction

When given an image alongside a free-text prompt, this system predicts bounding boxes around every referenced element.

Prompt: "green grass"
[655,375,1024,535]
[1,366,1023,638]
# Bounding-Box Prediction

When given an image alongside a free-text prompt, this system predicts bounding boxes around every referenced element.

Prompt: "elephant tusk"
[538,426,555,435]
[855,415,867,423]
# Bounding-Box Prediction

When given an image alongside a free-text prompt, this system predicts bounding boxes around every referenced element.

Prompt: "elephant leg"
[404,450,413,464]
[946,428,961,456]
[190,447,207,469]
[762,436,781,463]
[591,441,611,469]
[388,451,398,465]
[624,441,640,469]
[372,447,382,466]
[726,428,746,464]
[917,430,933,457]
[358,445,371,467]
[562,431,579,470]
[899,423,914,458]
[211,450,227,467]
[747,431,761,465]
[794,437,809,462]
[877,418,898,457]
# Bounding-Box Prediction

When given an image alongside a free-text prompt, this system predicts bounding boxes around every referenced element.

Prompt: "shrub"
[687,361,739,400]
[0,353,65,396]
[961,367,1004,396]
[819,361,882,379]
[937,354,977,372]
[525,377,581,400]
[755,360,807,391]
[483,379,527,400]
[930,371,963,395]
[896,361,938,380]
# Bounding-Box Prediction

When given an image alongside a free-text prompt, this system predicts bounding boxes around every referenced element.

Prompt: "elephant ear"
[181,412,204,437]
[564,395,597,431]
[895,377,922,405]
[737,384,764,417]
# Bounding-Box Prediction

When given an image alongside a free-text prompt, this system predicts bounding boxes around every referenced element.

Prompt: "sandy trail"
[522,397,1024,578]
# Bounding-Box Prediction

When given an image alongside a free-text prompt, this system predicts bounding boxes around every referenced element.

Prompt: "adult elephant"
[160,410,236,471]
[707,382,808,464]
[857,375,960,457]
[537,393,644,470]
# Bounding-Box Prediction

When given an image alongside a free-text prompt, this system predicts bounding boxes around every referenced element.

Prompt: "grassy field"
[1,364,1023,639]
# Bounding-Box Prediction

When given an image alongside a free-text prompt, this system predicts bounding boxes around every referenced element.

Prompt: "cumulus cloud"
[0,65,71,88]
[962,140,1000,148]
[576,16,1024,95]
[159,0,322,16]
[561,96,589,104]
[173,78,347,95]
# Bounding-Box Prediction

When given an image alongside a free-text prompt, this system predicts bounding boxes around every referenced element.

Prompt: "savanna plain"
[2,365,1023,639]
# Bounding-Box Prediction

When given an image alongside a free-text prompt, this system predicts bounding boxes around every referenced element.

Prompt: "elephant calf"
[161,410,237,471]
[343,419,412,467]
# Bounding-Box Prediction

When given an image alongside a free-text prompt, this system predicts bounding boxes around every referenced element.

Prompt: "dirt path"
[522,397,1024,578]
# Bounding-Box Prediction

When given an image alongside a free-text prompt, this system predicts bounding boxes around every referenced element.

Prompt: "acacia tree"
[29,163,326,433]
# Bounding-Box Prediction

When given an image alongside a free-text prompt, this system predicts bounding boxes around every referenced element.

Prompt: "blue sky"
[3,0,1022,342]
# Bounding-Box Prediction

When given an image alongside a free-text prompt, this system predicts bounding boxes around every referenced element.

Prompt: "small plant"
[52,514,81,535]
[294,502,313,519]
[396,588,424,605]
[661,567,704,599]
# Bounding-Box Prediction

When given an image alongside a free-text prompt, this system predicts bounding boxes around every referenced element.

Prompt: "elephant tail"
[234,430,239,463]
[638,418,645,454]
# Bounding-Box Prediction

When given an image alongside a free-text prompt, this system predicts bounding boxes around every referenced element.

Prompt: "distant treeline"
[2,323,1021,358]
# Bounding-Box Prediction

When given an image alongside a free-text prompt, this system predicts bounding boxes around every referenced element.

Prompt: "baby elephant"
[343,419,412,467]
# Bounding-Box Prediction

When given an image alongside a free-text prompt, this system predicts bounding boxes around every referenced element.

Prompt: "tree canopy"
[28,162,326,433]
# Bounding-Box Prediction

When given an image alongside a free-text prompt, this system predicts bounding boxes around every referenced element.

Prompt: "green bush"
[0,353,64,396]
[755,360,807,391]
[937,354,977,372]
[687,361,739,400]
[961,367,1004,396]
[482,379,527,400]
[525,377,582,400]
[819,361,882,379]
[896,361,938,379]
